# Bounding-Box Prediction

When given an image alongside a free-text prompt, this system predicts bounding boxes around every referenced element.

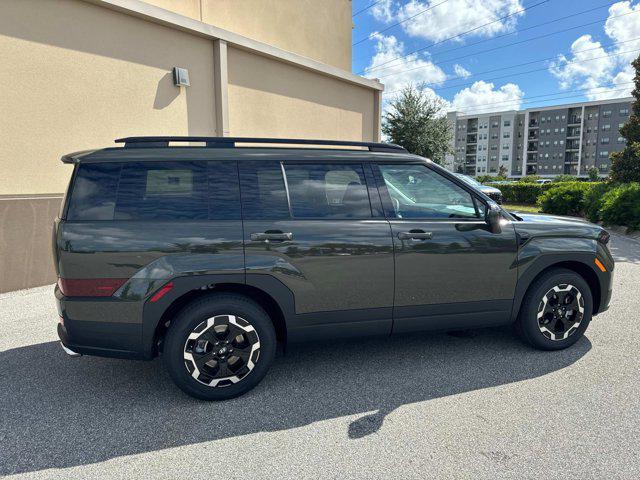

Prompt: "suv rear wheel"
[163,293,276,400]
[517,268,593,351]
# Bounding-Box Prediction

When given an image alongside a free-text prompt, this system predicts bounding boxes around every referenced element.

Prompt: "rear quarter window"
[66,160,240,221]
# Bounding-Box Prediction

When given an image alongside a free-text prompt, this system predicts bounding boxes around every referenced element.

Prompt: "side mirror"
[486,205,502,234]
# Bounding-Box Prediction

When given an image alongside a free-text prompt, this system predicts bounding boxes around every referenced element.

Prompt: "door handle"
[250,231,293,242]
[397,230,432,240]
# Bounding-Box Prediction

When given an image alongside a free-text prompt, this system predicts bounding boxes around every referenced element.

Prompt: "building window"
[619,123,625,130]
[560,140,564,145]
[618,136,625,143]
[599,151,609,158]
[502,155,509,161]
[601,137,610,144]
[502,143,510,149]
[555,115,560,121]
[620,108,629,116]
[602,124,611,131]
[503,132,510,138]
[603,110,612,118]
[503,120,511,127]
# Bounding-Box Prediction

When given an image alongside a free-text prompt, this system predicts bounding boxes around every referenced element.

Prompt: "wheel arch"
[512,256,602,322]
[143,274,294,358]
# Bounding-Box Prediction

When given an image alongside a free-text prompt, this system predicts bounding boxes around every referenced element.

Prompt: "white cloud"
[367,34,524,115]
[605,1,640,63]
[371,0,525,42]
[451,81,524,112]
[365,33,447,96]
[371,0,395,23]
[550,1,639,100]
[453,64,472,79]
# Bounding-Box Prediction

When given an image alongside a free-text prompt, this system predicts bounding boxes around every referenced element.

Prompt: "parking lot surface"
[1,234,638,479]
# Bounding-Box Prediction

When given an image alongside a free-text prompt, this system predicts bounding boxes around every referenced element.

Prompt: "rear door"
[240,159,395,340]
[372,161,518,333]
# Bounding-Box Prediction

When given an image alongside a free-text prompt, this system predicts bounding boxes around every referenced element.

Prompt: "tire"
[163,293,276,400]
[516,268,593,351]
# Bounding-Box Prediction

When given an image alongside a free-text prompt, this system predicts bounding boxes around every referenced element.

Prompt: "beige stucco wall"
[0,0,216,195]
[227,46,375,141]
[144,0,353,70]
[142,0,202,19]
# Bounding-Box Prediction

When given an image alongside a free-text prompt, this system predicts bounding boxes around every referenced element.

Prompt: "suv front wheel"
[517,268,593,351]
[163,293,276,400]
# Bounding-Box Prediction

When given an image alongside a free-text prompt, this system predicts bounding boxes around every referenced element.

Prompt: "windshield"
[454,173,481,187]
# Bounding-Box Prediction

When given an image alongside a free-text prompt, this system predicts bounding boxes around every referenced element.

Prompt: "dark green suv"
[54,137,614,400]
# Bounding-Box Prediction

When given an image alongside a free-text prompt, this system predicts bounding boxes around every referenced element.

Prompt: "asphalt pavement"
[0,233,638,479]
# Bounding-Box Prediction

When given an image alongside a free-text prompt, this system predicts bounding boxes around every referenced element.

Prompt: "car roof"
[64,146,423,164]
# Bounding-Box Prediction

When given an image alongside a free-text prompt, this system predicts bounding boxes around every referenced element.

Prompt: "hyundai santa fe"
[53,136,614,400]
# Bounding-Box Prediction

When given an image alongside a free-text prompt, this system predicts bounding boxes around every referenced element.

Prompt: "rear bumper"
[56,286,148,360]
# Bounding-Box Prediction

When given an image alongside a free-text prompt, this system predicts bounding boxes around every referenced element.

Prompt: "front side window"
[379,164,482,220]
[284,163,371,219]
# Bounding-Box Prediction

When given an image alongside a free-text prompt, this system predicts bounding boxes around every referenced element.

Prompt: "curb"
[605,224,640,242]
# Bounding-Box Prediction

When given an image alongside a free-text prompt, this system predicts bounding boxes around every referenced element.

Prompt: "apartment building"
[445,97,633,178]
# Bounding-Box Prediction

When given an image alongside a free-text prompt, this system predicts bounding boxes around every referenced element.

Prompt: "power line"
[375,8,640,82]
[361,0,616,76]
[382,47,640,95]
[445,82,634,113]
[453,85,634,115]
[353,0,385,17]
[353,0,453,46]
[379,36,640,83]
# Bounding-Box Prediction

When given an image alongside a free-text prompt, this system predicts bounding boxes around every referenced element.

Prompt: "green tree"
[587,167,600,182]
[611,54,640,182]
[382,84,452,164]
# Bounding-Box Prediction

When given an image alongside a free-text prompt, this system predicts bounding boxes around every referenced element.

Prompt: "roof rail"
[114,136,407,153]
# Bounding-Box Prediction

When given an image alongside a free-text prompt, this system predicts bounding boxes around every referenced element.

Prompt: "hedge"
[599,183,640,230]
[536,181,640,231]
[498,182,553,204]
[537,182,593,216]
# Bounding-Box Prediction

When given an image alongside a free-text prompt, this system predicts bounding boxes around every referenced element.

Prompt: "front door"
[239,159,395,340]
[373,162,518,333]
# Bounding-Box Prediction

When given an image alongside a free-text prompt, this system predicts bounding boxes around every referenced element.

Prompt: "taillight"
[57,278,127,297]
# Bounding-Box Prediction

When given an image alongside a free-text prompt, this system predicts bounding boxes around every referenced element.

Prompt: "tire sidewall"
[520,270,593,351]
[164,294,276,400]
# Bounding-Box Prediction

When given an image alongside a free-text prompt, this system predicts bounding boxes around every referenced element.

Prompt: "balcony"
[565,140,580,151]
[567,127,581,138]
[568,116,582,126]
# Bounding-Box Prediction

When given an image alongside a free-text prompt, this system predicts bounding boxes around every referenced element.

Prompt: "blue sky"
[351,0,640,114]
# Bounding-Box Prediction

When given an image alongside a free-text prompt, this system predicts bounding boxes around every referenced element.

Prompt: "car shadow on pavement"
[0,328,591,475]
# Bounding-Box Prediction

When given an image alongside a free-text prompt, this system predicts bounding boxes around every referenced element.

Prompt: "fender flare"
[141,273,296,358]
[510,252,605,322]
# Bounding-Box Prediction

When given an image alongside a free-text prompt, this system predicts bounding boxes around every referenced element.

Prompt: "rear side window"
[116,162,209,220]
[284,163,371,218]
[239,161,290,219]
[66,163,120,220]
[66,161,240,221]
